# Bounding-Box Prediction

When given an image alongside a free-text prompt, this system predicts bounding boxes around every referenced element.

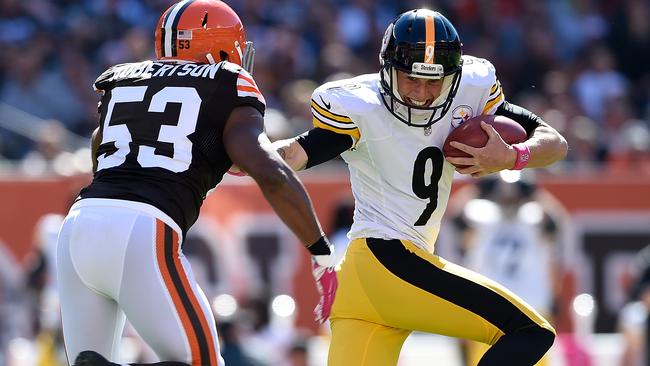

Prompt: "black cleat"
[73,351,115,366]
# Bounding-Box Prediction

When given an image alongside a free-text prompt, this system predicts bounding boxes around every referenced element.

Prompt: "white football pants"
[56,198,223,366]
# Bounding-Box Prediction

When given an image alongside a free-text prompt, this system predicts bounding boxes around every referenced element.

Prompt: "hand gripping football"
[443,115,527,167]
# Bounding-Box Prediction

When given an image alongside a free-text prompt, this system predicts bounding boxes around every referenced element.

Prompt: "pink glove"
[312,258,338,324]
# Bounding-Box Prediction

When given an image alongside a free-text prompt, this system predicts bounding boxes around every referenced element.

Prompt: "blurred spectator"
[23,213,66,366]
[241,295,296,365]
[279,79,320,134]
[217,320,265,366]
[618,244,650,366]
[573,43,628,123]
[285,332,310,366]
[0,240,27,364]
[607,0,650,119]
[328,198,354,266]
[0,0,645,174]
[0,44,89,141]
[183,219,228,300]
[602,98,650,173]
[18,120,67,175]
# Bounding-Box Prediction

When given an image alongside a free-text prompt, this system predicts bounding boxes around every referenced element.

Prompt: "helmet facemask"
[379,62,462,127]
[378,10,463,128]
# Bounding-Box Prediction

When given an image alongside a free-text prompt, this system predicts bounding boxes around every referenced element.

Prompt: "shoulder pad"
[219,60,244,74]
[235,66,265,106]
[311,79,360,142]
[94,63,132,92]
[460,55,497,87]
[461,55,505,114]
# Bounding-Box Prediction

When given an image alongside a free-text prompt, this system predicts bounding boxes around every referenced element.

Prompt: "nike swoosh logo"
[319,95,331,110]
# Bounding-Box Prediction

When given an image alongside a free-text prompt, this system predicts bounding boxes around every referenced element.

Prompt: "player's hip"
[57,199,182,298]
[348,221,438,252]
[331,237,555,341]
[70,198,182,235]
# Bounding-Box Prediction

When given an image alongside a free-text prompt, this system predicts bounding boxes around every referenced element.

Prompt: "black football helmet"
[379,9,463,128]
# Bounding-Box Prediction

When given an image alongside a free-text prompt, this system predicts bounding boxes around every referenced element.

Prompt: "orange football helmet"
[154,0,255,72]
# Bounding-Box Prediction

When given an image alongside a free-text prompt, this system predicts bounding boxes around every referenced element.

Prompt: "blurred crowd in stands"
[0,0,648,174]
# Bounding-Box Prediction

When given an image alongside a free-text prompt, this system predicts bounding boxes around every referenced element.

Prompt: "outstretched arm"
[224,108,340,324]
[223,106,324,247]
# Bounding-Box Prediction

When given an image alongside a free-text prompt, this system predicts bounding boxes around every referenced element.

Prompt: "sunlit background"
[0,0,648,365]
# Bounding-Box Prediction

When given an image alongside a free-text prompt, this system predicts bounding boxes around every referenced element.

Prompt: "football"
[443,115,527,168]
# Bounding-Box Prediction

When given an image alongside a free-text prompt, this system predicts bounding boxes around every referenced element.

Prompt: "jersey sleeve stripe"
[238,90,266,104]
[486,88,503,104]
[490,82,499,94]
[312,108,356,128]
[313,117,360,141]
[236,70,265,104]
[310,100,353,123]
[488,81,502,98]
[313,114,357,130]
[482,91,505,115]
[237,73,257,87]
[237,85,260,93]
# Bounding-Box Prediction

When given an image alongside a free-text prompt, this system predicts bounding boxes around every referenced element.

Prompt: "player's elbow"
[273,139,308,171]
[536,129,568,166]
[250,164,293,192]
[554,133,569,162]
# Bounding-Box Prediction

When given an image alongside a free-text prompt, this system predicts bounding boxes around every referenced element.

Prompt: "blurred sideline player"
[25,214,67,366]
[618,244,650,366]
[269,8,568,366]
[328,199,355,267]
[55,1,336,365]
[450,172,566,366]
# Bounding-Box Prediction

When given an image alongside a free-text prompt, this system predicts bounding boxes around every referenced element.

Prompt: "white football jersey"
[311,55,505,252]
[462,200,554,312]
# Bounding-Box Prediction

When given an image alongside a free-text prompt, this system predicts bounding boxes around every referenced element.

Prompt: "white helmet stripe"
[163,0,192,57]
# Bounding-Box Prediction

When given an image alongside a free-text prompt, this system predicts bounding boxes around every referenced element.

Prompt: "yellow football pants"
[328,238,555,366]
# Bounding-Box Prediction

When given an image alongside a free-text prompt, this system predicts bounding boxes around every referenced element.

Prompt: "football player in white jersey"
[272,8,568,366]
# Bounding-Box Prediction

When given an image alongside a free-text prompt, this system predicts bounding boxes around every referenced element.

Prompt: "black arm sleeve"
[496,101,542,138]
[296,128,354,169]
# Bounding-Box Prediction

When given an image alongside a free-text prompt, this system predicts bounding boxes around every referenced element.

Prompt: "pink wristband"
[511,143,531,170]
[227,170,246,177]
